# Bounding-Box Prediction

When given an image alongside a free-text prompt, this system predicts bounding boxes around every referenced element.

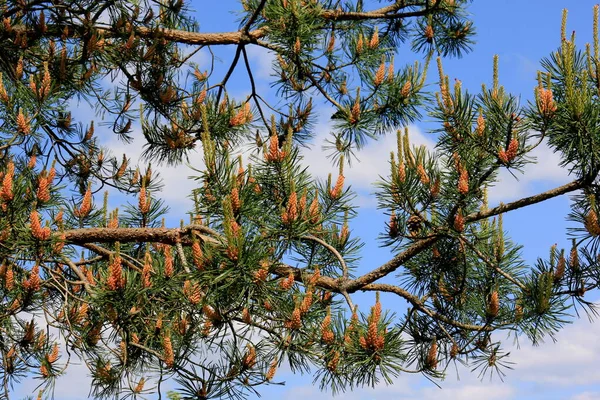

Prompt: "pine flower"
[554,252,566,281]
[538,87,557,117]
[285,307,302,330]
[0,74,8,103]
[193,68,207,81]
[585,209,600,236]
[506,137,519,161]
[231,186,241,214]
[498,148,509,164]
[321,312,334,344]
[329,175,345,199]
[373,60,385,86]
[196,88,207,105]
[46,343,59,364]
[242,344,257,369]
[388,211,399,238]
[327,33,335,53]
[453,211,465,232]
[242,307,251,324]
[23,264,41,292]
[450,342,459,359]
[53,233,66,254]
[28,154,37,169]
[107,255,124,290]
[488,291,499,317]
[183,280,202,305]
[309,195,320,224]
[164,246,174,277]
[30,210,51,240]
[430,178,440,197]
[253,261,269,283]
[424,25,434,41]
[356,35,364,54]
[294,37,301,54]
[280,272,295,290]
[138,184,151,214]
[282,191,298,224]
[163,335,174,368]
[349,96,361,124]
[458,166,469,195]
[16,108,30,135]
[133,378,146,394]
[327,351,340,372]
[417,164,429,185]
[569,243,579,271]
[37,174,50,203]
[398,161,406,182]
[426,340,438,369]
[5,265,14,290]
[86,268,96,286]
[75,303,89,323]
[401,81,412,97]
[74,186,92,218]
[299,288,313,314]
[476,113,485,136]
[191,241,203,270]
[369,27,379,49]
[265,134,285,162]
[1,161,15,202]
[40,364,50,378]
[41,62,51,98]
[16,57,23,80]
[266,357,278,381]
[116,155,128,179]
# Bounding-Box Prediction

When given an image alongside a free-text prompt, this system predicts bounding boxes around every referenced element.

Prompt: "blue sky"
[15,1,600,399]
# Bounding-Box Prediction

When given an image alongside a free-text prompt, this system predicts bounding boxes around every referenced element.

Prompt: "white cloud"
[487,138,571,203]
[507,318,600,386]
[245,45,276,81]
[300,118,435,207]
[101,129,206,212]
[571,392,600,400]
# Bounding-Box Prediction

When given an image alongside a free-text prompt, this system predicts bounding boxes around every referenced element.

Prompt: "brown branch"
[77,243,141,272]
[361,283,495,332]
[466,178,585,223]
[346,236,440,292]
[63,225,219,246]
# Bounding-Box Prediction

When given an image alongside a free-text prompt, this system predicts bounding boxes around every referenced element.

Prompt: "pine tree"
[0,1,598,399]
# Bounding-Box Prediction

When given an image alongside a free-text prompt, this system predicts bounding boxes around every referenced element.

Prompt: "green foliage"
[0,1,600,400]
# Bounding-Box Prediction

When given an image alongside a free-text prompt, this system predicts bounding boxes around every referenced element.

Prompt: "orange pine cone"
[30,210,51,240]
[266,357,278,381]
[488,291,500,317]
[458,166,469,195]
[5,265,14,290]
[138,184,151,214]
[476,113,485,136]
[329,175,345,199]
[242,344,257,369]
[426,341,438,369]
[1,161,14,202]
[74,187,92,218]
[401,81,412,98]
[46,343,59,363]
[280,272,295,290]
[37,175,50,203]
[374,61,385,86]
[23,264,41,292]
[417,164,430,185]
[163,335,174,368]
[107,255,124,290]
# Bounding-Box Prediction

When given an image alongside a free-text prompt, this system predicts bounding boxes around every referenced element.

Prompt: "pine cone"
[406,215,422,236]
